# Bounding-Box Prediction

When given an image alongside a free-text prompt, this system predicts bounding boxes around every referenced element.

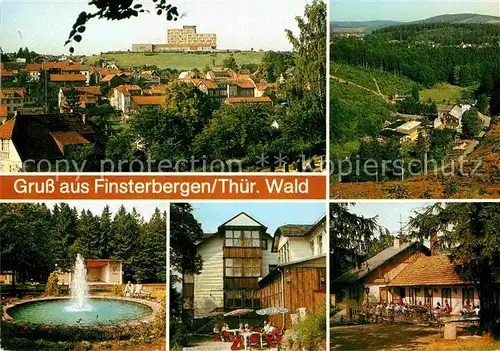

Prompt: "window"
[408,288,418,305]
[424,288,433,305]
[310,240,315,256]
[0,140,9,160]
[279,242,290,264]
[317,234,323,254]
[225,290,260,309]
[225,229,260,248]
[261,239,268,250]
[442,288,451,305]
[225,258,260,277]
[463,287,474,306]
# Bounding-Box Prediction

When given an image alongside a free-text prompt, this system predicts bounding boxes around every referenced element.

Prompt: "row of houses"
[334,237,500,320]
[182,212,326,328]
[179,69,275,105]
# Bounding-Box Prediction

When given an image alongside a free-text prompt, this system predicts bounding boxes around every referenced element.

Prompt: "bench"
[139,288,153,298]
[438,317,480,334]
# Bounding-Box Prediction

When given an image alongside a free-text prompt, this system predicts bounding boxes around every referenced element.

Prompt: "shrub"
[284,312,326,351]
[112,284,124,296]
[170,322,189,348]
[442,176,460,198]
[79,341,92,351]
[385,184,411,199]
[44,272,60,297]
[151,300,166,338]
[98,341,112,349]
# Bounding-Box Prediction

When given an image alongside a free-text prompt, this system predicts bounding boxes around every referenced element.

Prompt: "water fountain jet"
[65,254,92,312]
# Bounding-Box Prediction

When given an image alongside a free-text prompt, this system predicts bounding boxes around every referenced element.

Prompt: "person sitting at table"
[474,305,480,316]
[212,324,220,342]
[244,323,251,332]
[238,323,245,334]
[263,321,271,334]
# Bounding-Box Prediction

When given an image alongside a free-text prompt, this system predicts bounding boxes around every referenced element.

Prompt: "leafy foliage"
[44,272,60,296]
[0,203,165,284]
[66,1,179,53]
[462,108,482,138]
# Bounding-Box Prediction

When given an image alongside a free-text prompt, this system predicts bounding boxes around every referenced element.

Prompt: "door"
[380,287,389,304]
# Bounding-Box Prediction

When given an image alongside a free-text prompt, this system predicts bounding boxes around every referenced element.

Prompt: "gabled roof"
[50,74,87,82]
[0,105,7,118]
[334,242,425,284]
[115,84,142,96]
[386,255,500,287]
[218,212,267,230]
[272,216,326,252]
[448,105,463,119]
[8,113,95,161]
[50,131,89,152]
[0,117,17,139]
[0,88,26,98]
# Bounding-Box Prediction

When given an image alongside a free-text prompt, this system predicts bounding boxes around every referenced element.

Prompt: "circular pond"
[8,298,153,326]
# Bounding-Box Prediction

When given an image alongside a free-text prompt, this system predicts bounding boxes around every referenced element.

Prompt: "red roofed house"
[0,117,22,173]
[0,69,14,82]
[58,86,102,113]
[108,85,143,113]
[333,240,429,320]
[334,237,500,320]
[99,73,127,88]
[0,112,95,173]
[0,88,27,118]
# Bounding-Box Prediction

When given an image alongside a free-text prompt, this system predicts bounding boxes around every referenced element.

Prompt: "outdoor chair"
[264,334,276,348]
[248,333,261,350]
[223,331,231,342]
[212,332,220,342]
[139,288,152,298]
[231,335,242,350]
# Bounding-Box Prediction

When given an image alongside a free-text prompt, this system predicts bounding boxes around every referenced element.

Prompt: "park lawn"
[420,83,476,105]
[84,51,266,70]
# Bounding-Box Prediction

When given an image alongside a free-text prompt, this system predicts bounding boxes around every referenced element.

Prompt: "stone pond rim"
[3,296,160,328]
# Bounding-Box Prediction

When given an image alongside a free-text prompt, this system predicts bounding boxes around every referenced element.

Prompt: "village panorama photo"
[329,0,500,199]
[0,202,167,350]
[330,202,500,350]
[0,0,326,173]
[169,202,327,350]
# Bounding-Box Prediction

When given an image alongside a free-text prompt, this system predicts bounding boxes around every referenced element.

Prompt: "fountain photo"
[0,202,167,350]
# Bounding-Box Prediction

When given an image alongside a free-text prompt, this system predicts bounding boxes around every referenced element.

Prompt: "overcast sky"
[190,202,326,235]
[1,0,310,55]
[331,0,500,22]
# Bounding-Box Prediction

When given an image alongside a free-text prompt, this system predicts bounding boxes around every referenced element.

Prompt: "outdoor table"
[227,329,240,335]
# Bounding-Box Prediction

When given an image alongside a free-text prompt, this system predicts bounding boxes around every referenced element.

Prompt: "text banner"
[0,175,326,200]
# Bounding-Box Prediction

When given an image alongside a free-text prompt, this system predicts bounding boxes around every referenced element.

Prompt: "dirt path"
[331,324,437,350]
[331,75,390,103]
[331,324,500,351]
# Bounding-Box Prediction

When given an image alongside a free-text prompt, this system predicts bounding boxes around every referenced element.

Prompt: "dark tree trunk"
[478,259,498,337]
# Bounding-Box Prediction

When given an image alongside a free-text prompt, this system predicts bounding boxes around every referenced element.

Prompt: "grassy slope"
[331,63,417,97]
[420,83,477,105]
[84,51,266,70]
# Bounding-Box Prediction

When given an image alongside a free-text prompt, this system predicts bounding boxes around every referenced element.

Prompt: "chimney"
[393,238,400,249]
[430,233,439,256]
[82,113,87,124]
